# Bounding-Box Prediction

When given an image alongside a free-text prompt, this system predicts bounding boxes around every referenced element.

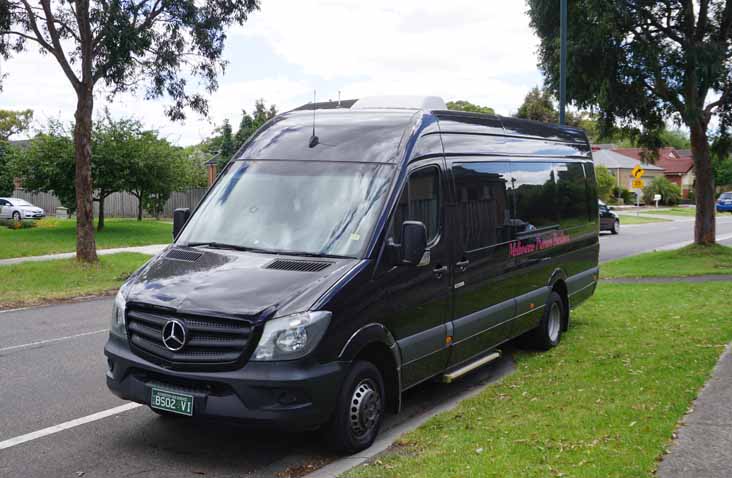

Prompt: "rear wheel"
[523,291,565,350]
[611,219,620,234]
[326,360,385,454]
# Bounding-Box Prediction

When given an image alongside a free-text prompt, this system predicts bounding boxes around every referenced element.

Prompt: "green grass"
[0,218,171,259]
[347,281,732,478]
[617,215,671,225]
[0,253,150,309]
[601,244,732,278]
[640,207,696,217]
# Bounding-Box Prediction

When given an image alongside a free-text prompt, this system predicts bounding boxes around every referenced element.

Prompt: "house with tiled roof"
[591,147,665,195]
[612,147,695,198]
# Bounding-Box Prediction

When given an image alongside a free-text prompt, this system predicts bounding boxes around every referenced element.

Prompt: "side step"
[441,351,502,384]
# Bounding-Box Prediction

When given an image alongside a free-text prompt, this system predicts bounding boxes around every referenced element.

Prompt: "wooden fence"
[11,188,208,218]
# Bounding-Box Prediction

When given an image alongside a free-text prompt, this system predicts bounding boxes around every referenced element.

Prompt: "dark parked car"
[105,96,600,454]
[599,200,620,234]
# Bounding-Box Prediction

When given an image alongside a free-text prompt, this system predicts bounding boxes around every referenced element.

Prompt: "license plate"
[150,388,194,416]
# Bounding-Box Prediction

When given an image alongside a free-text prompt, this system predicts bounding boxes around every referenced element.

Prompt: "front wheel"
[611,219,619,234]
[11,211,21,221]
[326,361,385,454]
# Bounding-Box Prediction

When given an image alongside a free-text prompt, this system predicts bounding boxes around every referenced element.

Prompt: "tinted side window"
[453,161,513,250]
[555,162,588,228]
[583,163,599,222]
[510,162,559,232]
[390,167,441,244]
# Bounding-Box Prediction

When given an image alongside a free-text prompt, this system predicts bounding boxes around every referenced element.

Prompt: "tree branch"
[37,0,81,89]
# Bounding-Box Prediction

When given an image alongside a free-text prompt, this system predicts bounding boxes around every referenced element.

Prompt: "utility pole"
[559,0,567,125]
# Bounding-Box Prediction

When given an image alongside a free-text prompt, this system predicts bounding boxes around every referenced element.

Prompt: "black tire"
[611,219,619,234]
[11,211,21,221]
[523,291,565,351]
[325,360,385,454]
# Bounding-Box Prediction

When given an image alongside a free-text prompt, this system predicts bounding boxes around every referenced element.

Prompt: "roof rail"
[351,95,446,111]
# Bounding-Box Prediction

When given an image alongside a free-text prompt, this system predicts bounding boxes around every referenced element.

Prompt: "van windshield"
[177,160,394,258]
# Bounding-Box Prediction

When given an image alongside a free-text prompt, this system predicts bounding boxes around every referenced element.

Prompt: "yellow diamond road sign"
[632,179,645,189]
[631,165,645,179]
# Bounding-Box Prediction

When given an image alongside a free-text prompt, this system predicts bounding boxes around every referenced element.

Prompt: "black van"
[105,97,599,453]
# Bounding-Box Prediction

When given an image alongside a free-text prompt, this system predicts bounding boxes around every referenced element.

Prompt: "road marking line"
[0,329,107,353]
[0,403,143,451]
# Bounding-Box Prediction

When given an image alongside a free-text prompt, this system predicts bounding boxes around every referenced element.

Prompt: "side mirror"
[401,221,427,265]
[173,208,190,240]
[608,206,615,211]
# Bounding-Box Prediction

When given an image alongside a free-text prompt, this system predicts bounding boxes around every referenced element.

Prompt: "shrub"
[1,219,38,229]
[643,176,682,205]
[621,188,636,204]
[595,165,615,202]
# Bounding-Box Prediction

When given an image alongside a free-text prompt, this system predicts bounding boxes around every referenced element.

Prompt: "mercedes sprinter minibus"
[105,96,599,453]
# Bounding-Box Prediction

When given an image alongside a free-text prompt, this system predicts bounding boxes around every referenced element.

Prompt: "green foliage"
[14,121,77,211]
[643,176,682,206]
[0,109,33,141]
[594,165,615,202]
[446,100,495,115]
[659,129,691,150]
[0,141,16,196]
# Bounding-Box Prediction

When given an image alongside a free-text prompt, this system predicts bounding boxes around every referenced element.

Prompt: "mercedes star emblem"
[161,319,187,352]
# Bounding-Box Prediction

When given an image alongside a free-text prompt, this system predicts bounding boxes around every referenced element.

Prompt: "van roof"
[235,107,590,164]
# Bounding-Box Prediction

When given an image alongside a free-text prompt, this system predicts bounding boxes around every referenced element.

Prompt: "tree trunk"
[74,88,98,262]
[136,192,143,221]
[97,194,105,232]
[690,123,716,245]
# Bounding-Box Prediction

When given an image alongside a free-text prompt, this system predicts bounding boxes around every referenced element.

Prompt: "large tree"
[0,0,260,261]
[528,0,732,245]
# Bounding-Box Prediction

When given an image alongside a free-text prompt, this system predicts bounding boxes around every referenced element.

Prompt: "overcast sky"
[0,0,543,146]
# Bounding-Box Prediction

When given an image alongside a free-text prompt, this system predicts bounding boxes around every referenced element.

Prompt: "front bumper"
[717,203,732,212]
[104,335,347,429]
[23,211,45,219]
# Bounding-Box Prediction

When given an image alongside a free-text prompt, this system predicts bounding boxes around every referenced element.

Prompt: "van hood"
[125,246,360,321]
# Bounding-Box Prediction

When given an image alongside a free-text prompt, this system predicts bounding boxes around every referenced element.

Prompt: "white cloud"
[0,0,542,144]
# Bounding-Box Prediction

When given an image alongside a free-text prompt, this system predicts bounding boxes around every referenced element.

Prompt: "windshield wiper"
[185,242,273,253]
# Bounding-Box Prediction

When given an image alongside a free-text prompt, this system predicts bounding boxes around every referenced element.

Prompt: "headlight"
[251,311,331,361]
[110,289,127,338]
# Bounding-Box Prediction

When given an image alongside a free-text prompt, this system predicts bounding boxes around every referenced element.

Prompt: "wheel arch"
[338,323,402,413]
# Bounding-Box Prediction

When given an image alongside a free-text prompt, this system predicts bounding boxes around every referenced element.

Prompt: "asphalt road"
[3,216,732,477]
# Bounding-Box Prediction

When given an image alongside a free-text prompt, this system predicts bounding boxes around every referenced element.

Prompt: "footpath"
[0,244,167,266]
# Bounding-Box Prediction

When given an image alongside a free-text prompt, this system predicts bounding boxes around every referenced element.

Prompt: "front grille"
[126,305,256,370]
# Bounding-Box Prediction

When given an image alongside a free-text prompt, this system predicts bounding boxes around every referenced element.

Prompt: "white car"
[0,197,46,220]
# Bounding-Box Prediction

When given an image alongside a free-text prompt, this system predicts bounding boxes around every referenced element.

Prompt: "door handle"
[433,265,448,279]
[456,259,470,271]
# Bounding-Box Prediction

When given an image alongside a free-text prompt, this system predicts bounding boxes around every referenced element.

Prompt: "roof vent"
[264,259,332,273]
[165,248,203,262]
[351,95,447,111]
